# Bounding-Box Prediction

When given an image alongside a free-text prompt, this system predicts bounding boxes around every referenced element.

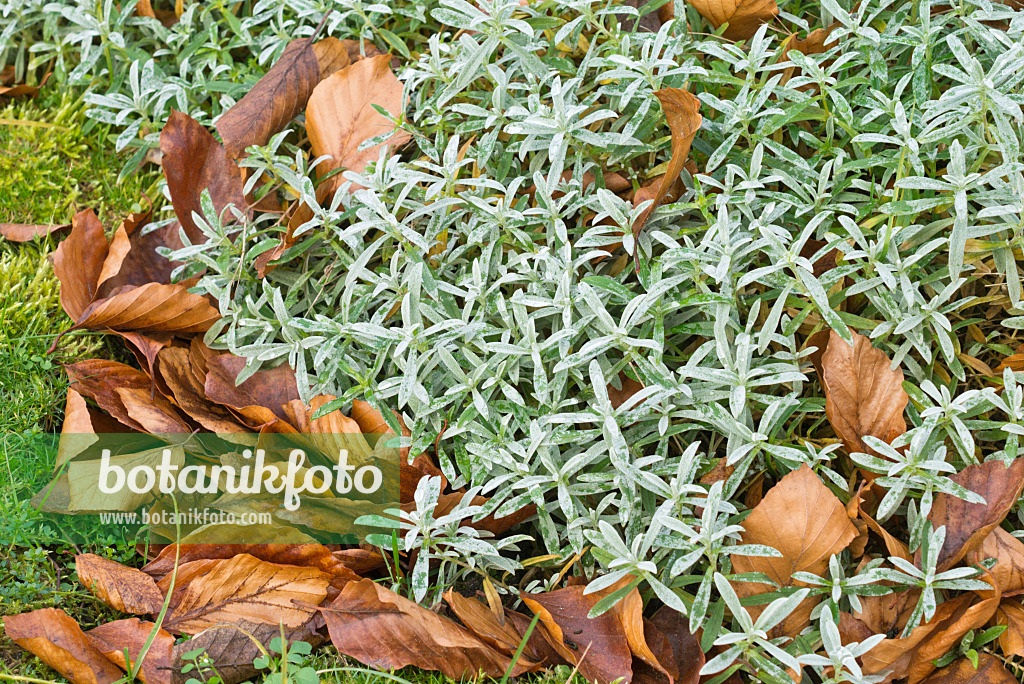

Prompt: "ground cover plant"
[5,0,1024,682]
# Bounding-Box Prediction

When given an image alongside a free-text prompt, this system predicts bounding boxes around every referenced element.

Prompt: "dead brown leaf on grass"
[0,221,70,242]
[2,608,125,684]
[323,578,529,680]
[76,553,165,615]
[87,618,175,684]
[158,552,330,634]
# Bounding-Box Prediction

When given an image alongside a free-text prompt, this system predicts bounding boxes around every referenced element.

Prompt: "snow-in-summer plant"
[7,0,1024,677]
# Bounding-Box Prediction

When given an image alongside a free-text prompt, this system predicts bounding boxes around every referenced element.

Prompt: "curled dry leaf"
[87,619,174,684]
[630,89,701,270]
[157,346,249,432]
[2,608,125,684]
[919,654,1017,684]
[305,54,411,196]
[967,526,1024,596]
[158,553,330,634]
[731,464,858,638]
[636,607,704,684]
[75,554,164,615]
[443,589,540,663]
[0,71,50,98]
[0,222,70,242]
[821,329,908,458]
[521,584,634,684]
[862,587,1000,683]
[53,209,109,321]
[927,458,1024,571]
[216,38,322,159]
[143,543,358,595]
[65,359,190,433]
[71,282,220,336]
[96,210,183,293]
[160,111,251,244]
[688,0,778,40]
[995,598,1024,657]
[323,578,528,680]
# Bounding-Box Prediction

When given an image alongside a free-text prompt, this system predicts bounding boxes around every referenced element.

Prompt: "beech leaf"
[688,0,779,40]
[87,619,174,684]
[75,553,165,615]
[730,464,858,637]
[2,608,125,684]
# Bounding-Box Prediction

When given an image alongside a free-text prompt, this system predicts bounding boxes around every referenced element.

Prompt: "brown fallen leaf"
[156,346,249,432]
[862,587,1001,683]
[323,578,528,679]
[443,589,540,663]
[781,27,839,89]
[821,329,908,458]
[995,598,1024,657]
[71,282,220,336]
[2,608,125,684]
[522,584,634,684]
[87,619,174,684]
[202,351,301,426]
[0,72,50,98]
[0,222,70,242]
[65,359,191,433]
[731,464,859,638]
[216,36,321,159]
[76,554,165,615]
[919,654,1017,684]
[630,89,700,271]
[688,0,778,40]
[158,553,330,634]
[53,209,109,321]
[967,527,1024,596]
[638,607,704,684]
[927,458,1024,571]
[143,543,358,595]
[160,111,251,244]
[305,54,411,197]
[96,211,183,293]
[312,37,353,78]
[169,620,325,684]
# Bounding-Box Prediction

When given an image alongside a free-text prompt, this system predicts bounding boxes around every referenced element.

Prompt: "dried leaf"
[76,554,165,615]
[160,111,251,244]
[143,543,358,595]
[630,89,700,269]
[87,619,174,684]
[169,621,324,684]
[65,359,187,433]
[0,222,70,242]
[53,209,109,321]
[71,282,219,335]
[305,54,411,196]
[202,351,300,425]
[688,0,778,40]
[862,589,1000,683]
[995,598,1024,657]
[731,464,859,637]
[821,330,908,457]
[312,37,353,78]
[919,654,1017,684]
[967,527,1024,596]
[0,72,50,98]
[443,589,539,662]
[159,553,330,634]
[216,38,321,159]
[927,458,1024,571]
[2,608,125,684]
[96,211,183,293]
[640,607,704,684]
[323,578,526,679]
[522,585,634,684]
[157,347,248,432]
